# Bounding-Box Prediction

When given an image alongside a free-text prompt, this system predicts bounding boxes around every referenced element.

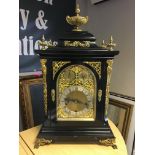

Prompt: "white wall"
[77,0,135,97]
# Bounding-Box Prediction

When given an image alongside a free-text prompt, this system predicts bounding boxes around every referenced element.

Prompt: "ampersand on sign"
[35,10,48,30]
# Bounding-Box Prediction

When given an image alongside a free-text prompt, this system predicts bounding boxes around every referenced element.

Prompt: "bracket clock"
[35,4,119,149]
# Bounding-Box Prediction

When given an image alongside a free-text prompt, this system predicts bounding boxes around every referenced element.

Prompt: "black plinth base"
[34,120,117,149]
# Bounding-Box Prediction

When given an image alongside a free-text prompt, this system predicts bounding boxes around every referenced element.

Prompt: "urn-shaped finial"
[66,4,88,31]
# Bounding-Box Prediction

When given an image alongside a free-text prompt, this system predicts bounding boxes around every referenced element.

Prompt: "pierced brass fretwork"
[84,61,101,79]
[52,61,70,79]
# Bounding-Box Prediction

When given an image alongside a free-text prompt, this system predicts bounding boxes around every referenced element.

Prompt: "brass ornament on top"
[38,5,117,50]
[35,3,119,149]
[100,35,117,51]
[64,4,90,48]
[64,40,90,48]
[66,4,88,32]
[38,35,56,50]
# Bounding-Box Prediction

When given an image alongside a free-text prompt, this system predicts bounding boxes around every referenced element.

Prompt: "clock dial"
[65,90,88,112]
[57,65,96,121]
[60,86,93,117]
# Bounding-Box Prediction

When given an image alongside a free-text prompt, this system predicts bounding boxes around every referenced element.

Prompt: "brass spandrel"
[52,61,70,79]
[84,61,101,79]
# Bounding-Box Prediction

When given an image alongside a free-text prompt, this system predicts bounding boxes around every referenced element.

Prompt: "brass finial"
[42,35,45,41]
[38,35,48,50]
[106,35,116,51]
[38,35,56,50]
[100,40,107,49]
[75,4,80,15]
[66,4,88,31]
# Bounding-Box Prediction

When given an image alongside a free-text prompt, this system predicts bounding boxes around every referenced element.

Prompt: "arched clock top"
[56,64,97,121]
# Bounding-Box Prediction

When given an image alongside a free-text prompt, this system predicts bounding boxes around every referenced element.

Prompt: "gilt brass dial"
[56,64,96,121]
[59,86,93,118]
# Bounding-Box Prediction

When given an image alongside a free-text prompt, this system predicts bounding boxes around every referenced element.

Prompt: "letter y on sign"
[20,9,30,30]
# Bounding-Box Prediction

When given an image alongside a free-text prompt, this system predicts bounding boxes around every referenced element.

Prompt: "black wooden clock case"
[35,31,119,148]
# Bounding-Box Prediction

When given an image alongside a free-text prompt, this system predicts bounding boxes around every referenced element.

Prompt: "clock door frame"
[46,59,108,126]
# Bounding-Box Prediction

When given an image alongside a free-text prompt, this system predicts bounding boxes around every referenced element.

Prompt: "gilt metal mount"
[64,40,90,47]
[34,138,53,149]
[38,35,56,50]
[66,4,88,31]
[99,138,117,149]
[106,36,116,51]
[100,36,117,51]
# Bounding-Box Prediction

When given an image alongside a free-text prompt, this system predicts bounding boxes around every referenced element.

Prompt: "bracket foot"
[34,138,53,149]
[99,138,117,149]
